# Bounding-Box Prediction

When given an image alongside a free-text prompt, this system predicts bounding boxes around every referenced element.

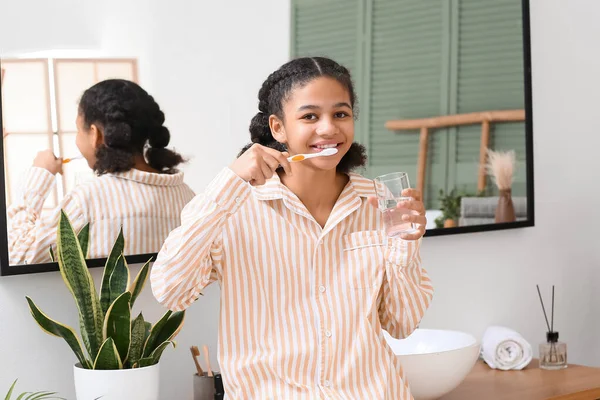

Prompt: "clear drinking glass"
[374,172,417,237]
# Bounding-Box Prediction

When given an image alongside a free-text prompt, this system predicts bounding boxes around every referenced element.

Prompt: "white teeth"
[314,144,337,149]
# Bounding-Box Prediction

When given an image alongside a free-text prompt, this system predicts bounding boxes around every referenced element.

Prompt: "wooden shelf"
[441,359,600,400]
[386,110,525,198]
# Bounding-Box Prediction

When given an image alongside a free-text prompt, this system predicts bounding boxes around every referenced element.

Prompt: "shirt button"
[235,197,241,204]
[325,330,332,337]
[318,241,323,246]
[324,380,331,388]
[319,286,326,293]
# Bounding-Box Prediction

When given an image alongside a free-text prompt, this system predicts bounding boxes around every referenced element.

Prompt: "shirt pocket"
[342,231,386,289]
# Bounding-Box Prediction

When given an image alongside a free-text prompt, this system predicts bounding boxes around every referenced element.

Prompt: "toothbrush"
[287,147,338,162]
[62,155,83,164]
[202,345,214,377]
[190,346,204,376]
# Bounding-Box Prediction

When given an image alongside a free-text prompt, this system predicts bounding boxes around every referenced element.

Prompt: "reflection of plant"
[4,379,65,399]
[435,189,484,228]
[486,149,516,190]
[435,189,463,228]
[26,211,185,370]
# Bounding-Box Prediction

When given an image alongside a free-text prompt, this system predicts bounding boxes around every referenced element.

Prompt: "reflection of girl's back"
[8,79,195,265]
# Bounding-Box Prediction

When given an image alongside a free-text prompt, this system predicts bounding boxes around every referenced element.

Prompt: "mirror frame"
[0,0,534,276]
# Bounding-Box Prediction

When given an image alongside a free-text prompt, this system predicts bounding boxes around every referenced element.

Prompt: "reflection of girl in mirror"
[151,58,432,399]
[8,79,195,265]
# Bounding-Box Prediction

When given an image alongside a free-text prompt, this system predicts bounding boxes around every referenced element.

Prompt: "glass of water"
[374,172,417,237]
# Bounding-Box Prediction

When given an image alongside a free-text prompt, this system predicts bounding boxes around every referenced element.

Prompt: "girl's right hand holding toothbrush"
[33,149,63,175]
[230,143,291,186]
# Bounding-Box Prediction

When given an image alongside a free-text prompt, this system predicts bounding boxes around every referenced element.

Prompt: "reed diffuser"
[536,284,567,370]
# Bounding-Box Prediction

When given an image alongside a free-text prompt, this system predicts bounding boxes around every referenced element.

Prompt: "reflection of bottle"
[213,373,224,399]
[539,331,567,370]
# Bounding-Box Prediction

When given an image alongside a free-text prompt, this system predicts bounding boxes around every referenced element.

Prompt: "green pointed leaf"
[145,311,185,357]
[48,247,55,263]
[136,341,175,367]
[26,296,92,369]
[142,311,172,357]
[150,340,176,363]
[108,255,129,307]
[5,379,17,400]
[93,338,122,370]
[56,210,103,360]
[144,322,151,342]
[135,357,153,368]
[127,313,146,367]
[77,223,90,258]
[100,227,125,315]
[23,391,62,400]
[24,392,64,400]
[102,292,131,363]
[128,258,151,308]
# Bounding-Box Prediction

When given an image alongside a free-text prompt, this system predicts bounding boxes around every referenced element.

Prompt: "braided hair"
[78,79,184,175]
[239,57,366,173]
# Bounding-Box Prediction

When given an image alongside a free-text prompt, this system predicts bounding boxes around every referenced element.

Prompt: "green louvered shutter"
[291,0,362,83]
[366,0,447,208]
[451,0,526,196]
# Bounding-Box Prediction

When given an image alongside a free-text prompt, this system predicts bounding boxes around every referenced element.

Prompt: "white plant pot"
[73,363,160,400]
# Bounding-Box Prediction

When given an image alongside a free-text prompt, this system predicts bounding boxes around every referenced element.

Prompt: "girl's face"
[271,76,354,172]
[75,113,101,169]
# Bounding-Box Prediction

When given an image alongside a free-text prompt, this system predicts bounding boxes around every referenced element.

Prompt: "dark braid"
[239,57,366,173]
[79,79,185,175]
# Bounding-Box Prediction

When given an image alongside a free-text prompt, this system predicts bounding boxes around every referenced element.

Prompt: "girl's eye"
[301,114,317,120]
[335,112,350,118]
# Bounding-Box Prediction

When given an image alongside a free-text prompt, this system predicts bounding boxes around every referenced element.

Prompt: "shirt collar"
[107,169,186,187]
[252,171,376,201]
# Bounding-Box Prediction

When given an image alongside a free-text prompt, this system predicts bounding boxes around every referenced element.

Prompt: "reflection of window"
[290,0,525,208]
[0,58,138,209]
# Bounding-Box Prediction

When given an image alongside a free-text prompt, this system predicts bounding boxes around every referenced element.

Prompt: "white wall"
[0,0,97,55]
[1,0,600,398]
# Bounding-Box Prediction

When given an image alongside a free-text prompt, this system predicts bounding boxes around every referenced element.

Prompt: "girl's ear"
[90,124,105,147]
[270,115,287,144]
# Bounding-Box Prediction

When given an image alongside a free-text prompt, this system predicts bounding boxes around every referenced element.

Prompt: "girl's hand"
[367,188,427,240]
[33,150,63,175]
[230,144,292,186]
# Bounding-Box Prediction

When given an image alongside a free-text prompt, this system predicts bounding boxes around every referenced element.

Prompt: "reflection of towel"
[481,326,532,370]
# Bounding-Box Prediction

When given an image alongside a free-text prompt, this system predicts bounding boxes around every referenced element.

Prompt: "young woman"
[151,57,433,399]
[8,79,195,265]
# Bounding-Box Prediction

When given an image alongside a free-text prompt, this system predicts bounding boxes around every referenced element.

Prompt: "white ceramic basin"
[384,328,480,400]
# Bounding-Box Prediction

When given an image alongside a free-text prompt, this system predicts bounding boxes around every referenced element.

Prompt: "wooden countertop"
[440,359,600,400]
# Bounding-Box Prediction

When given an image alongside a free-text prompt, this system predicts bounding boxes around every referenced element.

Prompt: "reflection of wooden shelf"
[441,359,600,400]
[386,109,525,199]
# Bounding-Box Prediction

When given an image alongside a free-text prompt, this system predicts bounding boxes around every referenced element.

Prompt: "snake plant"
[25,210,185,370]
[4,379,65,400]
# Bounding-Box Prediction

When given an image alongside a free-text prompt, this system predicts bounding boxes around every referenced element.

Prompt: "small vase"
[495,189,516,223]
[443,219,456,228]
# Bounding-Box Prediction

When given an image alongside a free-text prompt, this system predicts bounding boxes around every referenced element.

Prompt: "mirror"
[289,0,533,235]
[0,0,533,276]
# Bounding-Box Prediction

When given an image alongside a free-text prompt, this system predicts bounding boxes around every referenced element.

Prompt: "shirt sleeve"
[7,167,86,265]
[378,237,434,339]
[150,167,252,311]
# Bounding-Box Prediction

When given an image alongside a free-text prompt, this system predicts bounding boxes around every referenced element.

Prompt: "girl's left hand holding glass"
[33,149,63,176]
[367,188,427,241]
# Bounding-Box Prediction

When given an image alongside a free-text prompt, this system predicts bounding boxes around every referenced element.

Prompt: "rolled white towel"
[481,326,532,370]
